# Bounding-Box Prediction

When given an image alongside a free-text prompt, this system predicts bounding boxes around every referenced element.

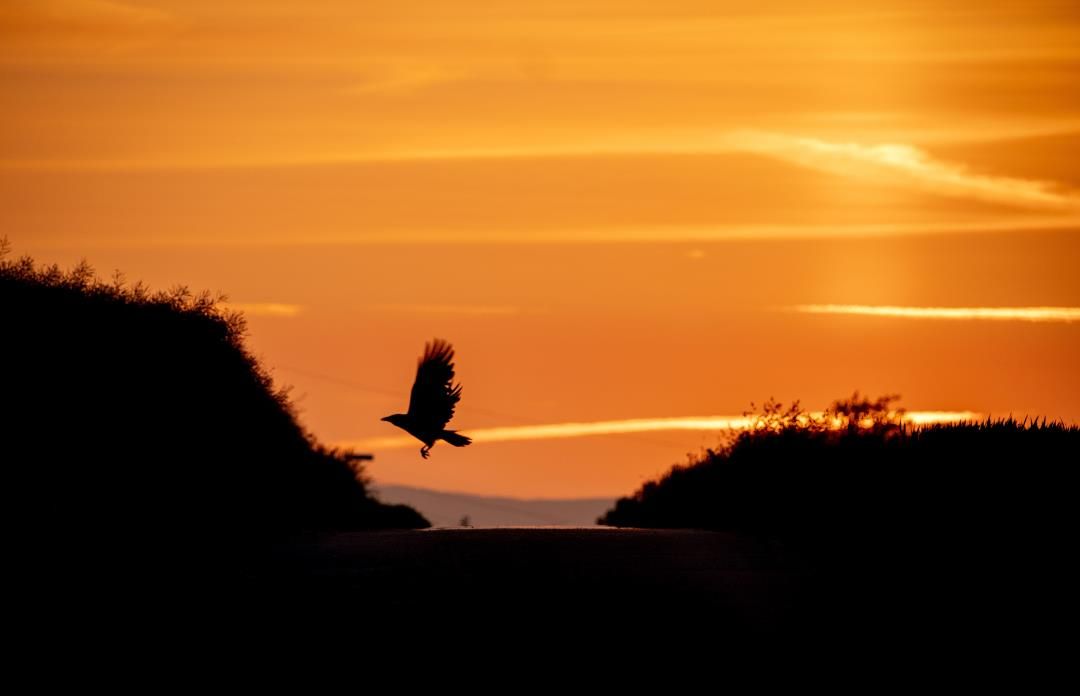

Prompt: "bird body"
[382,339,472,458]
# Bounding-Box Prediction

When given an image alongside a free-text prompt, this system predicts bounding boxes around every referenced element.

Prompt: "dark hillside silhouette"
[599,393,1079,543]
[1,241,428,549]
[599,395,1080,644]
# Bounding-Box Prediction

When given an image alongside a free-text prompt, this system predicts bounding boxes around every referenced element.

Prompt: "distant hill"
[1,242,429,546]
[375,484,615,527]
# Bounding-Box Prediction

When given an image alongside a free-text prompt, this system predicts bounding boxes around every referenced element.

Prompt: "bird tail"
[440,430,472,447]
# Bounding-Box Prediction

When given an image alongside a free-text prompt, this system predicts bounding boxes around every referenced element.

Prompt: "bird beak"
[380,416,391,422]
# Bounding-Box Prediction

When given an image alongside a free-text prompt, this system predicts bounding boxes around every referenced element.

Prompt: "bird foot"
[420,446,430,459]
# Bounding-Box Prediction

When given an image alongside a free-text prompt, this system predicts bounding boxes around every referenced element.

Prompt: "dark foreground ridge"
[600,394,1079,542]
[1,244,428,551]
[595,396,1079,651]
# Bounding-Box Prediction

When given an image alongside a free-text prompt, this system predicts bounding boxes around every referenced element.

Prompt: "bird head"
[381,413,407,426]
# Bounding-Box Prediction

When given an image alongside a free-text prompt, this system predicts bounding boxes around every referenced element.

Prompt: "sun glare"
[794,305,1080,322]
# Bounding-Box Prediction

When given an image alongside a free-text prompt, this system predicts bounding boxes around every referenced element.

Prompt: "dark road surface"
[33,526,1031,657]
[251,527,837,638]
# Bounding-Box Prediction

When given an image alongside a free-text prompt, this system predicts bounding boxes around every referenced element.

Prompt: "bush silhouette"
[599,393,1079,551]
[0,240,429,548]
[598,395,1080,647]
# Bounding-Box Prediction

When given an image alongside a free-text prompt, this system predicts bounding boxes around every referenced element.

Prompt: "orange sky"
[3,1,1079,496]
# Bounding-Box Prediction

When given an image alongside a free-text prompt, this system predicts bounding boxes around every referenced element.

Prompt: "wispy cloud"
[17,216,1080,249]
[223,302,303,318]
[7,126,1080,222]
[793,305,1080,323]
[345,63,463,96]
[346,132,1080,216]
[27,0,170,24]
[311,130,1079,213]
[1,0,177,66]
[1,0,174,34]
[370,303,521,316]
[732,131,1080,211]
[347,411,979,449]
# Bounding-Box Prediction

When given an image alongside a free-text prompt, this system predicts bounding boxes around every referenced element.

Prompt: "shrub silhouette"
[1,240,429,547]
[599,393,1079,550]
[599,395,1080,647]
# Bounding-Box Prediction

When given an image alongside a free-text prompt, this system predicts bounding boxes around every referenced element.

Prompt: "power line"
[273,363,709,452]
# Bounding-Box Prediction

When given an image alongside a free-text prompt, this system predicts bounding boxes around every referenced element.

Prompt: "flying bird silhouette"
[381,338,472,459]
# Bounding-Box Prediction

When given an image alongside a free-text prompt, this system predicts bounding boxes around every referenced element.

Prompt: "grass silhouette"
[599,393,1078,547]
[598,394,1080,645]
[1,239,428,548]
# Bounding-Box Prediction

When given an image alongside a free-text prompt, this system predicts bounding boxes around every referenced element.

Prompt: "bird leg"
[420,445,431,459]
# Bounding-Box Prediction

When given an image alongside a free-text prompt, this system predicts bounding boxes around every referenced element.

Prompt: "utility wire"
[273,363,712,451]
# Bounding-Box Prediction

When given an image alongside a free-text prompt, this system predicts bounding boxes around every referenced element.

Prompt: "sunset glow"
[224,303,304,318]
[733,133,1080,211]
[4,1,1078,497]
[349,411,981,450]
[794,305,1080,322]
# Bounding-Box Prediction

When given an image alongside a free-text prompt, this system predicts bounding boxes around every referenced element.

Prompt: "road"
[251,527,824,638]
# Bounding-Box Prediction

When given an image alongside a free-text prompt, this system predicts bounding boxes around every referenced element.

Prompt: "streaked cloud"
[223,302,303,317]
[793,305,1080,323]
[370,303,521,316]
[14,216,1080,249]
[347,411,979,449]
[345,63,463,96]
[732,131,1080,211]
[5,0,172,26]
[1,0,175,39]
[0,0,177,68]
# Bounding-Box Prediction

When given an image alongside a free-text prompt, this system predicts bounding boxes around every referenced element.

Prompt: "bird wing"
[407,338,462,430]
